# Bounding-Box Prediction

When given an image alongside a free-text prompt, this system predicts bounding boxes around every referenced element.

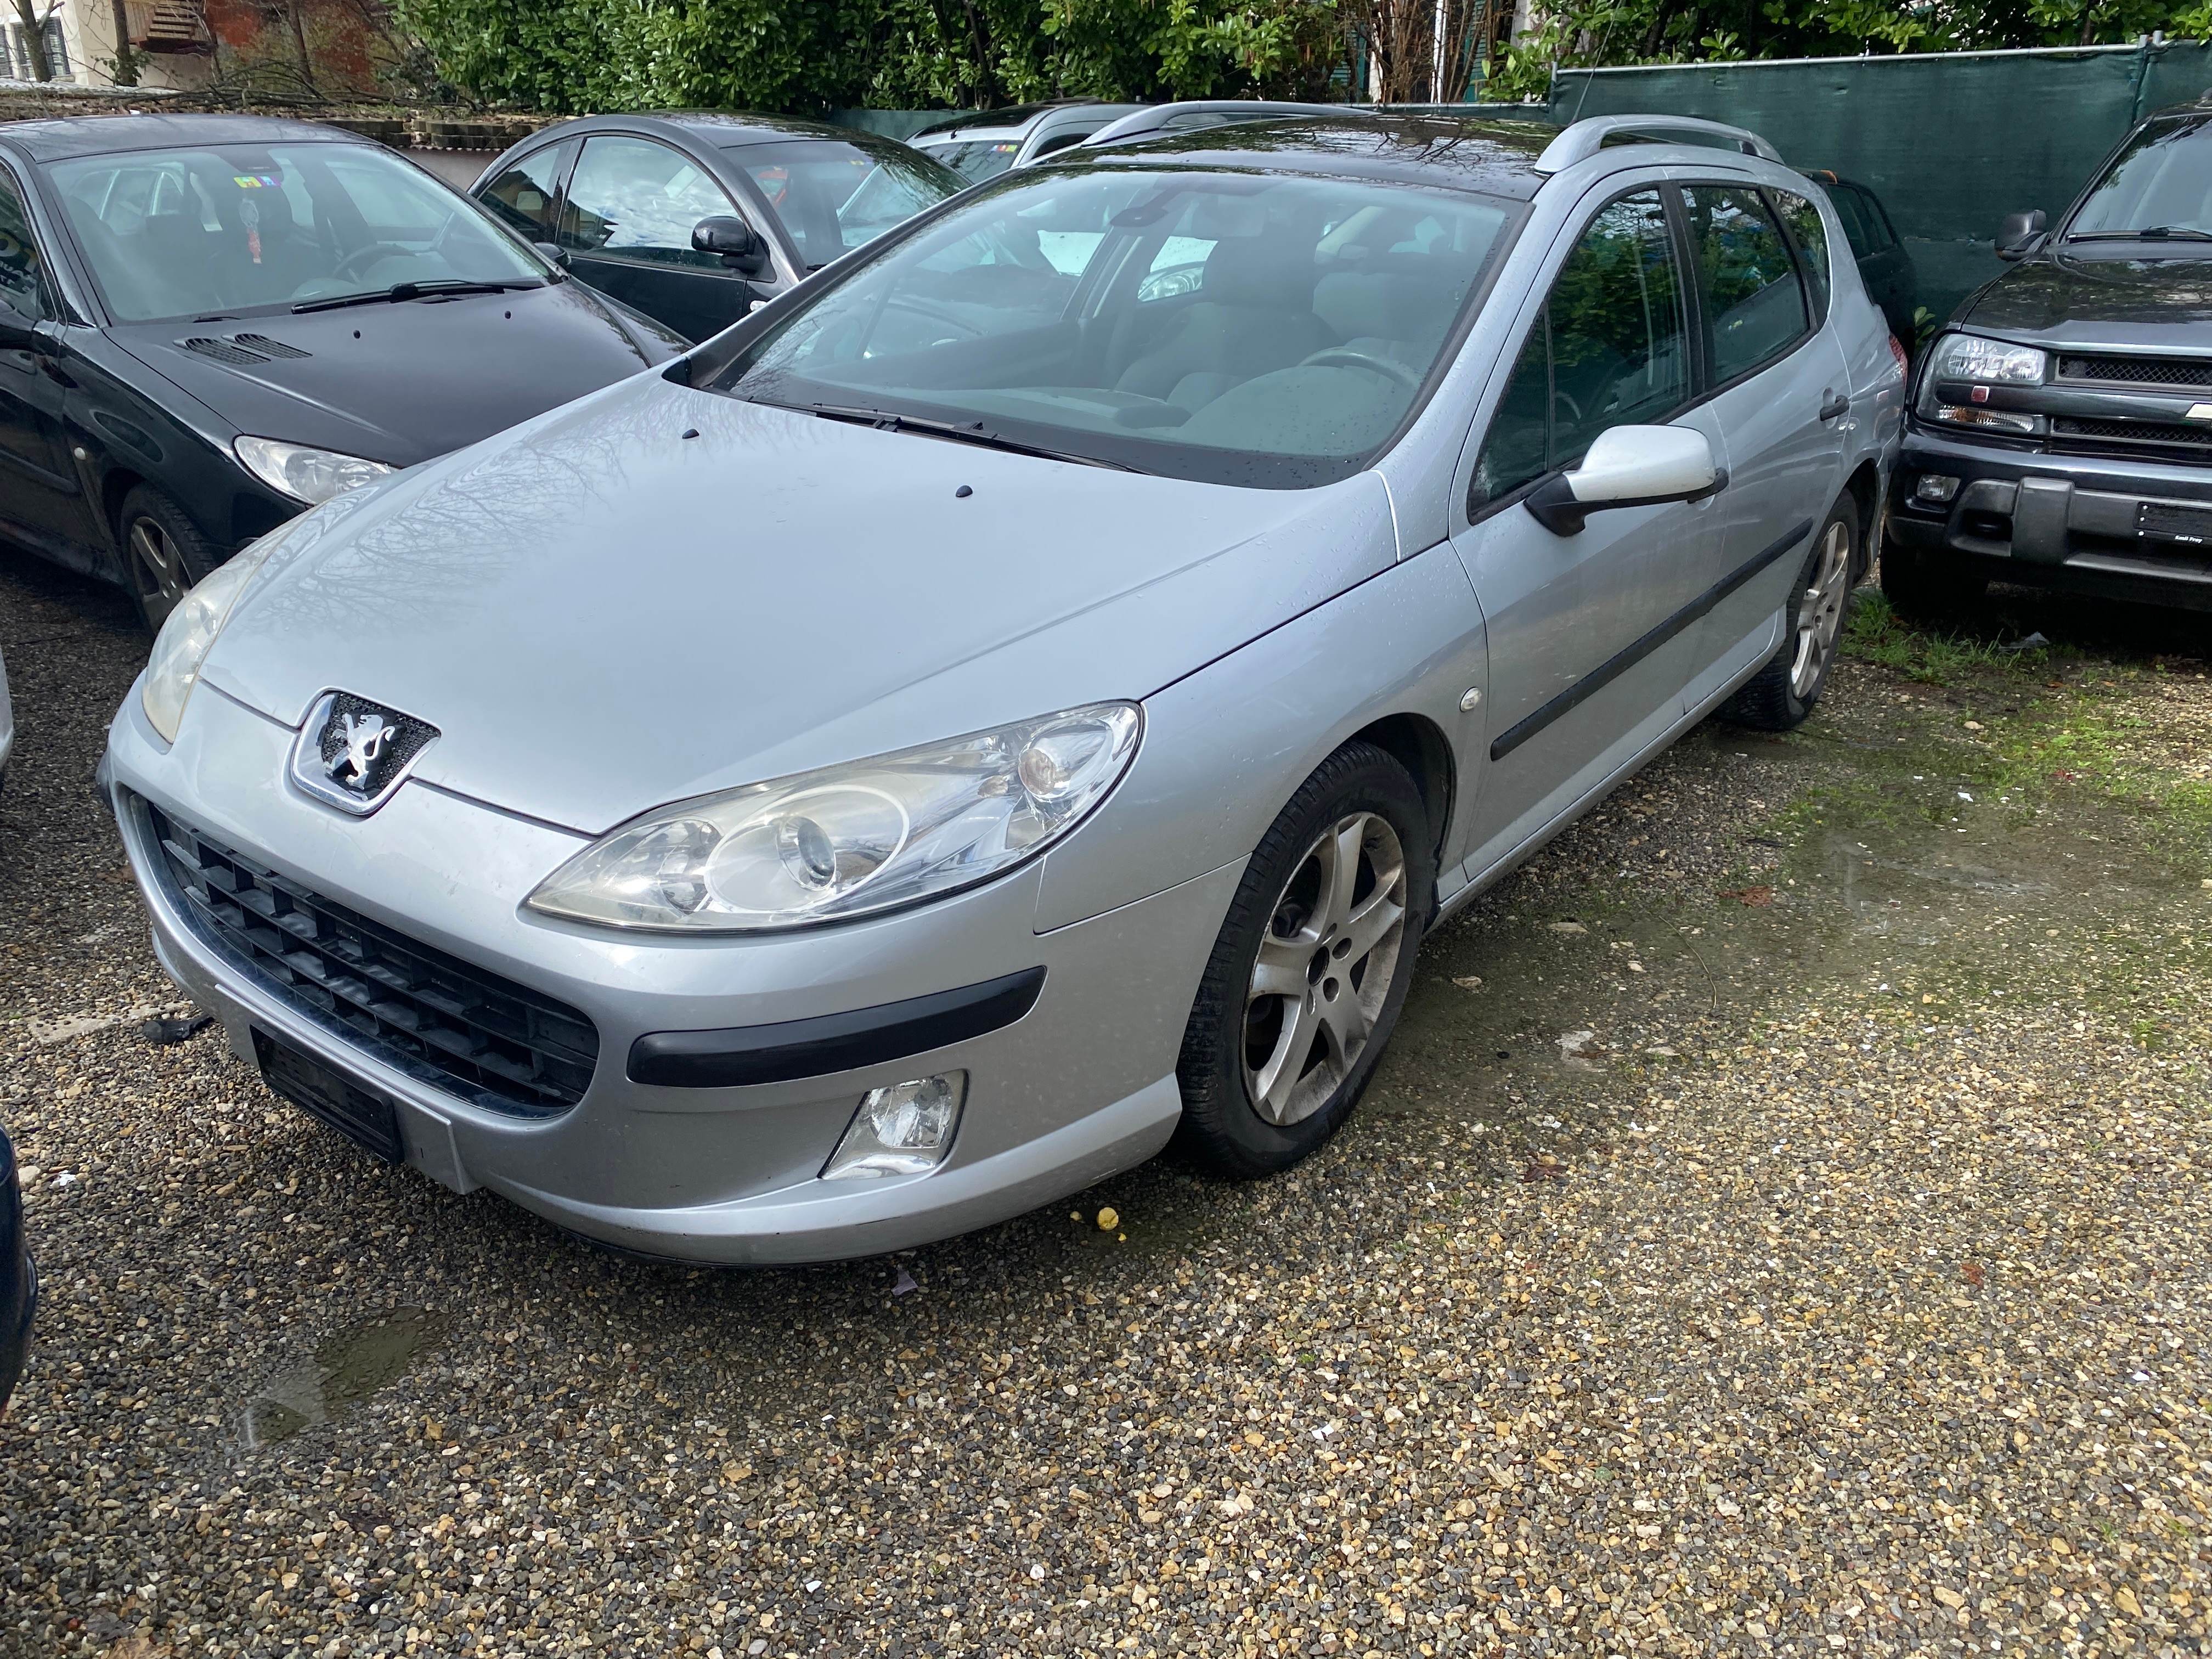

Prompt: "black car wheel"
[121,486,221,636]
[1173,742,1434,1178]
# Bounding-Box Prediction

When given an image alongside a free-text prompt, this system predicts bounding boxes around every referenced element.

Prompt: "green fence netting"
[1547,42,2212,325]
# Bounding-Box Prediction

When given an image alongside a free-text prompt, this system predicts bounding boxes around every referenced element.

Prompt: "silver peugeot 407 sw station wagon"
[104,113,1904,1264]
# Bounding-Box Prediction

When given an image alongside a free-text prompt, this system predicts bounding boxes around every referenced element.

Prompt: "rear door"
[556,134,774,342]
[1448,184,1718,869]
[1677,179,1851,710]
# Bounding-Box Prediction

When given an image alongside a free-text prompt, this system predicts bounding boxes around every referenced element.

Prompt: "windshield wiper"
[2068,225,2212,242]
[293,278,541,314]
[795,402,1143,472]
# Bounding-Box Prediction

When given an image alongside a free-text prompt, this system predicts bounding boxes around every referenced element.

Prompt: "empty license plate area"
[254,1028,403,1163]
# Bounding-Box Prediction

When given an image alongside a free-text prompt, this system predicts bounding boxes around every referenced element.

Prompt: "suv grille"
[2058,353,2212,388]
[142,800,597,1114]
[2051,415,2212,456]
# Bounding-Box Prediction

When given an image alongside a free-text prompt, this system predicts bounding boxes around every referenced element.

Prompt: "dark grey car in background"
[472,113,961,343]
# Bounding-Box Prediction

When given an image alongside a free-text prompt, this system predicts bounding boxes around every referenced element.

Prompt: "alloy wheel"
[127,515,191,633]
[1241,811,1408,1126]
[1789,518,1853,699]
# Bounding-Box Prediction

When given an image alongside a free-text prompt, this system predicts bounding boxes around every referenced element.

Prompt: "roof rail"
[1080,100,1346,149]
[1533,114,1783,174]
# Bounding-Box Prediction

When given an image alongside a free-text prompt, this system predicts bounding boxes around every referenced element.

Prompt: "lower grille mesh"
[142,799,597,1114]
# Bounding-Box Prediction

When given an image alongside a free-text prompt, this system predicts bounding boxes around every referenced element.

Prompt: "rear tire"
[1722,496,1859,733]
[120,485,221,636]
[1173,742,1434,1178]
[1880,528,1985,625]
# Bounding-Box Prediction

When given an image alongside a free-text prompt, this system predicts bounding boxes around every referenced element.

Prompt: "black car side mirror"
[532,241,569,269]
[1996,209,2047,262]
[692,215,768,275]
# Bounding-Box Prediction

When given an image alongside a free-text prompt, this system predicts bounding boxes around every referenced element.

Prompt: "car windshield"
[713,165,1515,488]
[2068,115,2212,240]
[47,141,547,323]
[726,138,960,270]
[927,137,1026,181]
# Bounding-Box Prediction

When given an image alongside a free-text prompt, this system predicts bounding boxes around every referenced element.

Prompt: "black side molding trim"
[627,967,1047,1089]
[1489,518,1815,763]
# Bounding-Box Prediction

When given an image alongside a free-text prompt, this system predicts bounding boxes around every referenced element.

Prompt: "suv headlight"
[527,702,1142,933]
[1927,332,2047,385]
[235,436,396,505]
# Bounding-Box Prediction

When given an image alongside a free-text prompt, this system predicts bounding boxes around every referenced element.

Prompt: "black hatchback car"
[1886,99,2212,618]
[0,113,684,631]
[471,113,962,344]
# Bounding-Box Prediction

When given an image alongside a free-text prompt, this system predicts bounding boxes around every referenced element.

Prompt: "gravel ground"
[2,548,2209,1659]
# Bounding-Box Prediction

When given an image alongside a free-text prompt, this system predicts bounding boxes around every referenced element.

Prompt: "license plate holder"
[254,1029,402,1163]
[2136,499,2212,545]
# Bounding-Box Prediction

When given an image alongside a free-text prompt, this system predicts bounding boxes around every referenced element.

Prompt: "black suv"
[1884,98,2212,619]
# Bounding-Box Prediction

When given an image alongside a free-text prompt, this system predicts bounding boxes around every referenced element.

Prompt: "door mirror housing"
[1996,208,2047,261]
[692,215,768,274]
[1523,425,1726,537]
[532,240,569,269]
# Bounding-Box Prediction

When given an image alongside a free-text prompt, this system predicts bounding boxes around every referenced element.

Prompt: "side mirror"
[532,241,569,268]
[692,215,768,274]
[1995,209,2047,262]
[1523,425,1726,537]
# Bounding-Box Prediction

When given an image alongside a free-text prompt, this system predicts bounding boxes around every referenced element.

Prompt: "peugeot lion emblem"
[287,691,439,816]
[330,710,396,792]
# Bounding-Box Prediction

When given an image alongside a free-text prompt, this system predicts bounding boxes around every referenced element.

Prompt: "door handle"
[1818,391,1850,422]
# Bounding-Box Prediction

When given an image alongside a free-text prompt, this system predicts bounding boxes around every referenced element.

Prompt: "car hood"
[1959,250,2212,349]
[109,281,678,467]
[200,375,1401,834]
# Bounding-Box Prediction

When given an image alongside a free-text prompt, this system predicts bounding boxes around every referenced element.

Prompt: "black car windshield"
[725,138,961,269]
[48,141,547,323]
[2068,115,2212,240]
[713,165,1515,488]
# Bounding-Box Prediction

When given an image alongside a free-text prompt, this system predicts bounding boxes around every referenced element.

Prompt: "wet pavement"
[1,546,2209,1658]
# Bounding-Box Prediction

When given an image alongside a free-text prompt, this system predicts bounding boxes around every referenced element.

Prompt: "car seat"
[1113,229,1335,411]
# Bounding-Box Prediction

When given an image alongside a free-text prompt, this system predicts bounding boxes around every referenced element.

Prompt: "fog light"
[822,1072,966,1180]
[1914,474,1961,504]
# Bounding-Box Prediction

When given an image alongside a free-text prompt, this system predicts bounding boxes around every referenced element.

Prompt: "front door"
[0,167,89,556]
[1677,181,1852,710]
[1449,185,1717,872]
[473,136,578,251]
[556,135,775,343]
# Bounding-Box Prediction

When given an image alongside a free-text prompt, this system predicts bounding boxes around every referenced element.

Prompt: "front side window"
[1773,188,1832,325]
[2068,115,2212,241]
[1474,189,1688,506]
[930,138,1025,182]
[727,138,957,270]
[0,172,48,321]
[48,142,546,324]
[560,136,740,270]
[1683,185,1809,383]
[477,138,577,241]
[711,165,1515,488]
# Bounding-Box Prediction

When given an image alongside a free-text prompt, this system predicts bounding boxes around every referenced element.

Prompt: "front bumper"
[105,680,1237,1264]
[1886,423,2212,610]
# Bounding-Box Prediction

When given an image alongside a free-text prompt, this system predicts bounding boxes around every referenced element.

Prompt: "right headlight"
[526,702,1142,933]
[235,435,396,505]
[1927,332,2047,385]
[140,533,283,743]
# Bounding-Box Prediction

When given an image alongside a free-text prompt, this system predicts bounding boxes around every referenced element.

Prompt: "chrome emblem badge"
[289,691,439,816]
[330,710,396,792]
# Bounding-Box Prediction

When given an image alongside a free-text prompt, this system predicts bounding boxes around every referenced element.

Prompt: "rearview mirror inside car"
[692,215,768,274]
[1523,425,1726,537]
[1996,208,2047,261]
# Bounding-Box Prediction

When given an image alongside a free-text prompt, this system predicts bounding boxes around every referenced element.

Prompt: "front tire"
[1722,496,1859,732]
[120,485,221,636]
[1173,742,1434,1178]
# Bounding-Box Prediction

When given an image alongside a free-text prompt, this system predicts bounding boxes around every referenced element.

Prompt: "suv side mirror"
[1996,209,2047,262]
[532,241,569,269]
[692,215,768,274]
[1523,425,1727,537]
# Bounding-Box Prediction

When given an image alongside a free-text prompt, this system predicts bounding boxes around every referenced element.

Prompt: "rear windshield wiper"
[293,278,541,314]
[794,402,1143,472]
[2068,225,2212,242]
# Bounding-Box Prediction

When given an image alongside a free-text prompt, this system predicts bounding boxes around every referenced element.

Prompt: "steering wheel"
[1298,348,1422,390]
[330,241,409,283]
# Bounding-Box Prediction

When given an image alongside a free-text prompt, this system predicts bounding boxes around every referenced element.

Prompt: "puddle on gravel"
[232,1306,448,1450]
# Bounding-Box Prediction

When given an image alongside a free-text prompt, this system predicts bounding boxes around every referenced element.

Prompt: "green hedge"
[394,0,1346,116]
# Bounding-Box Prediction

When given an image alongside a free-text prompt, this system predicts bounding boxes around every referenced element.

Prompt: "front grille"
[2058,353,2212,388]
[2051,415,2212,457]
[142,800,597,1115]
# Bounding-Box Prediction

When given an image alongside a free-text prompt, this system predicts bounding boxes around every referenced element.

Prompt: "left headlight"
[526,702,1142,933]
[140,532,285,743]
[235,435,395,505]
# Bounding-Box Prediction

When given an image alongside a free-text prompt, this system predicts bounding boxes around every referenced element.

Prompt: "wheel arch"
[1342,712,1455,873]
[1842,458,1880,578]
